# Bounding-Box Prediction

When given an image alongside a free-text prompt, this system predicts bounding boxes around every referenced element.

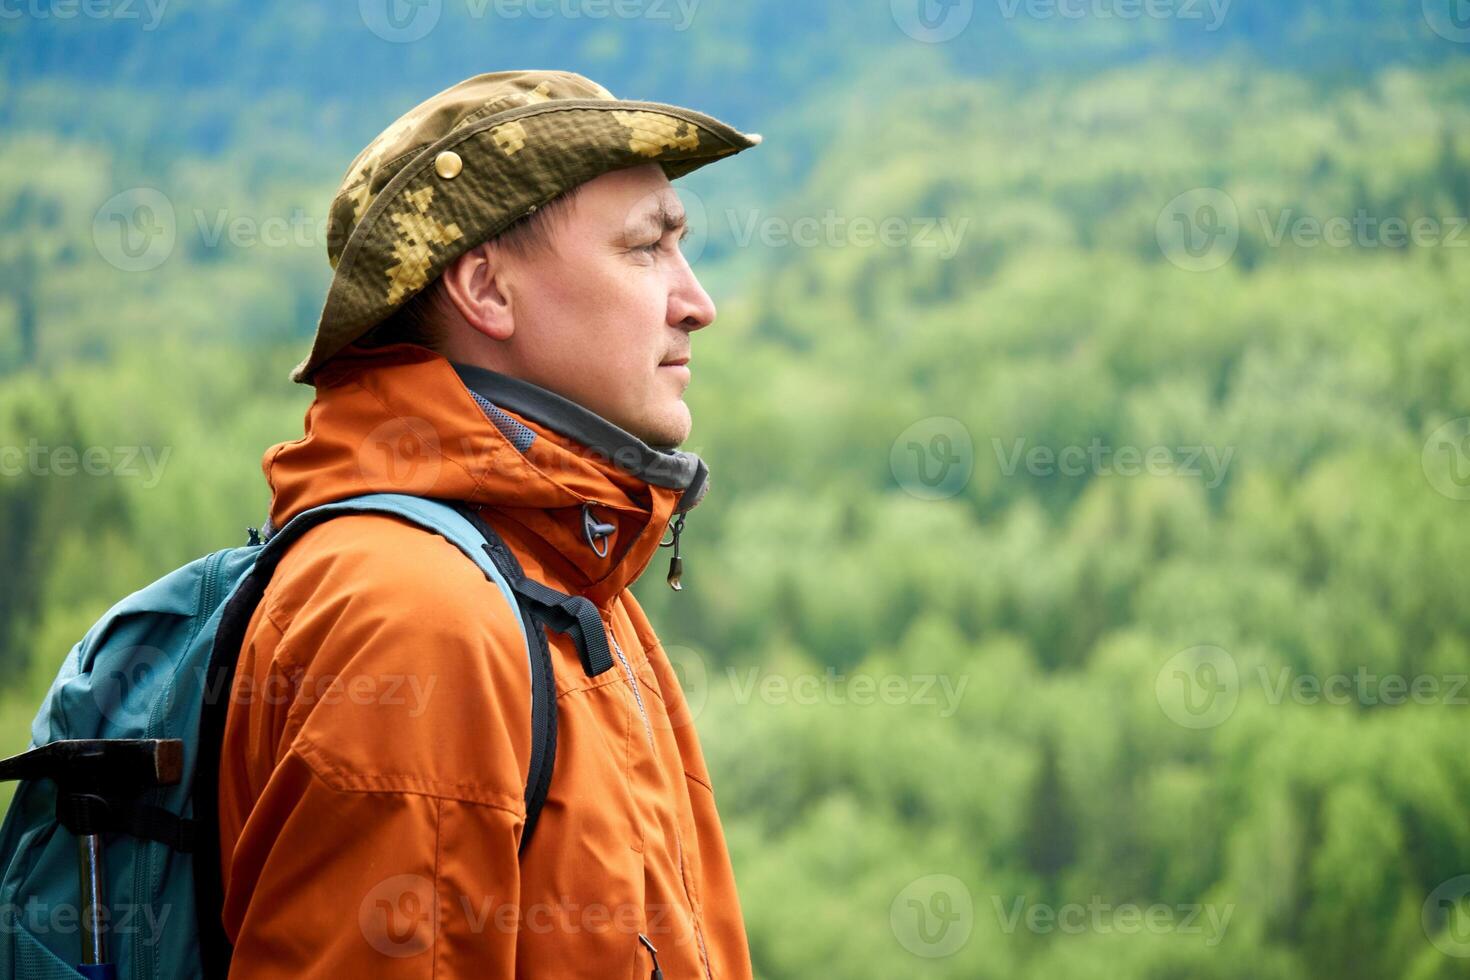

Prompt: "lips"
[660,355,690,367]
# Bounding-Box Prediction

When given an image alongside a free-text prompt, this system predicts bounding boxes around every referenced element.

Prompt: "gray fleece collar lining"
[450,360,708,510]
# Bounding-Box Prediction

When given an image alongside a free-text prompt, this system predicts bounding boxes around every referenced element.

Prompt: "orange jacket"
[217,342,750,979]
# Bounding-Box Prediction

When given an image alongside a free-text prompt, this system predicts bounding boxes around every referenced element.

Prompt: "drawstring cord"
[583,502,689,592]
[659,512,686,591]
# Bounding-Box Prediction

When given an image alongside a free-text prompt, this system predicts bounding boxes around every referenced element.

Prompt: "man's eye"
[637,240,663,254]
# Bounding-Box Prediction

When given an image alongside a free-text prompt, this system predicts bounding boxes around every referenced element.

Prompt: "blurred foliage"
[2,4,1470,978]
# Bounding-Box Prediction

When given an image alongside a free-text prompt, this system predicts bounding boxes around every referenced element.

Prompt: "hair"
[353,185,584,354]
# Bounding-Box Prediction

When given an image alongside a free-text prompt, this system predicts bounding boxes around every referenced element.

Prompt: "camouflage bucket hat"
[292,69,763,385]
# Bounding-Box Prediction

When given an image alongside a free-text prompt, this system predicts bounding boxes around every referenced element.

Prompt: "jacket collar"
[261,343,709,607]
[448,360,710,514]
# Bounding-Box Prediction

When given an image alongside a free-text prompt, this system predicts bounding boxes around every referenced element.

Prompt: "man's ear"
[441,241,515,342]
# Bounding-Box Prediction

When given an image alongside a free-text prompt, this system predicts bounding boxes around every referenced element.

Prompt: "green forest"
[3,2,1470,977]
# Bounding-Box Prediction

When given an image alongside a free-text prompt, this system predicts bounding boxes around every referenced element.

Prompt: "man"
[216,70,762,977]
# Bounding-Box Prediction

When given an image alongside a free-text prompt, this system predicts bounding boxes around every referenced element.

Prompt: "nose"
[667,251,717,332]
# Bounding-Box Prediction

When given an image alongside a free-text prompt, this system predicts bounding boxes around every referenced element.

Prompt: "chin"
[634,401,692,450]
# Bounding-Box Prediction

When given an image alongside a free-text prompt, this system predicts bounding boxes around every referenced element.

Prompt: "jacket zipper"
[610,631,655,750]
[611,625,712,978]
[675,832,716,980]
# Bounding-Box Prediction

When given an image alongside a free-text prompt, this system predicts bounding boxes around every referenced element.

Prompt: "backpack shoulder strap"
[193,493,561,979]
[446,501,614,678]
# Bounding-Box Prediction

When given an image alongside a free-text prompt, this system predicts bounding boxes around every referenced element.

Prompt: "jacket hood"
[261,342,710,606]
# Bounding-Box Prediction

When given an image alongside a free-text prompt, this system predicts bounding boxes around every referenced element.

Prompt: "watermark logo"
[360,874,438,957]
[357,416,445,493]
[891,873,973,957]
[93,187,176,272]
[1156,645,1239,729]
[891,0,973,41]
[1424,0,1470,43]
[620,185,710,268]
[1156,188,1239,272]
[1423,417,1470,501]
[92,646,170,728]
[656,644,709,730]
[1423,875,1470,958]
[891,416,974,500]
[359,0,441,41]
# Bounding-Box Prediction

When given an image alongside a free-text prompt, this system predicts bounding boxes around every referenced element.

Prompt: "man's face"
[487,163,715,450]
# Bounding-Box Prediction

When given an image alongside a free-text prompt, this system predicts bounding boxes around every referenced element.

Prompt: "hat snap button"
[434,150,463,179]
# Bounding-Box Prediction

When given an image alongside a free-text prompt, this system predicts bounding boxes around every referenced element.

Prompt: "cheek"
[520,256,669,386]
[584,265,668,352]
[602,262,667,317]
[546,254,658,314]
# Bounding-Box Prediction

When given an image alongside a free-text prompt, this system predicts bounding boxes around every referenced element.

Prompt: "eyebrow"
[625,198,688,241]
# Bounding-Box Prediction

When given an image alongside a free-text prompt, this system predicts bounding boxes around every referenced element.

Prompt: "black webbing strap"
[55,793,197,852]
[458,504,614,678]
[447,502,568,853]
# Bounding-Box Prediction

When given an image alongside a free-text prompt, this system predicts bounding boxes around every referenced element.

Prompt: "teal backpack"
[0,492,615,979]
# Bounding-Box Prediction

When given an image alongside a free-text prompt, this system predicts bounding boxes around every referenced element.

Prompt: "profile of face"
[438,162,716,450]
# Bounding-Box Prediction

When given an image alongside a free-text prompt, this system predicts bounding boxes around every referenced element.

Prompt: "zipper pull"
[662,512,686,591]
[638,932,664,979]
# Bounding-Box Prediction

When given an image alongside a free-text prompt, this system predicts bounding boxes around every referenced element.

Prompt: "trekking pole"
[77,829,113,979]
[0,738,185,979]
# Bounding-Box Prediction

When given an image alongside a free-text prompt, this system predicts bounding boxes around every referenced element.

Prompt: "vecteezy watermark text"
[993,895,1234,946]
[725,209,970,259]
[1,898,170,946]
[727,667,968,718]
[1259,666,1468,707]
[995,0,1229,30]
[1157,644,1470,731]
[993,437,1235,488]
[203,670,440,717]
[358,875,689,957]
[1157,188,1469,271]
[0,0,168,29]
[0,440,171,488]
[358,0,700,43]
